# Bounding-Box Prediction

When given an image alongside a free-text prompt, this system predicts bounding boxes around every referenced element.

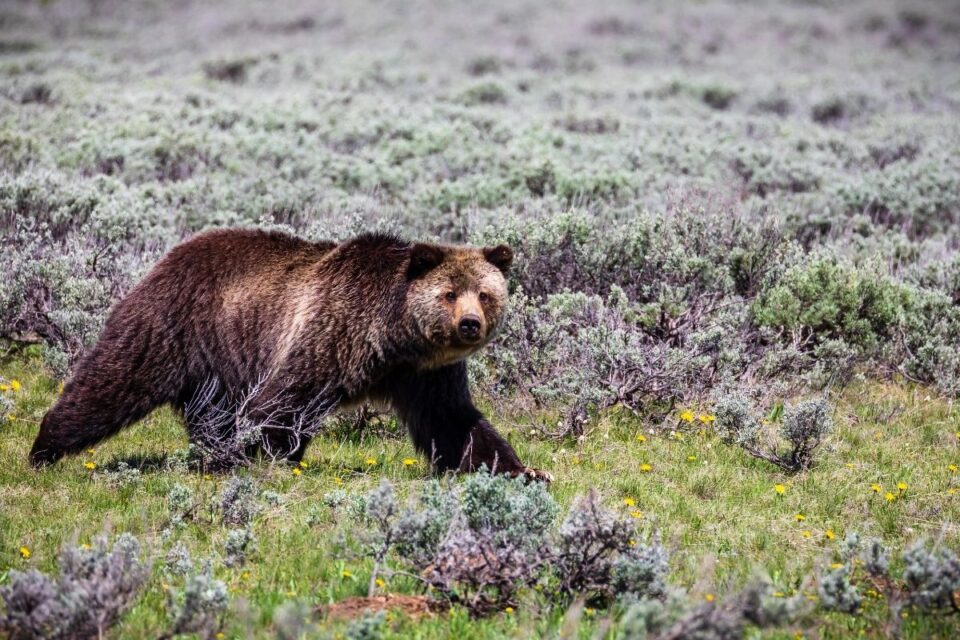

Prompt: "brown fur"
[29,229,550,481]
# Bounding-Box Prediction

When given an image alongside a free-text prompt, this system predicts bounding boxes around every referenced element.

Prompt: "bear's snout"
[457,314,483,343]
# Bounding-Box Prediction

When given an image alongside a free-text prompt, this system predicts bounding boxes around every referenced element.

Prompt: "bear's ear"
[483,244,513,275]
[407,243,445,279]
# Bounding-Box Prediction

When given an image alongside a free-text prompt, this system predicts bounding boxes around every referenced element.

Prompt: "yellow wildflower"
[505,606,514,614]
[640,463,652,473]
[86,448,96,454]
[897,482,908,492]
[365,457,377,466]
[870,483,882,493]
[773,591,784,598]
[10,380,21,392]
[19,546,30,559]
[299,461,309,469]
[687,455,697,462]
[585,607,596,616]
[623,497,636,507]
[292,467,302,476]
[0,384,8,391]
[403,458,417,466]
[630,510,643,519]
[795,514,806,522]
[884,492,895,502]
[84,461,96,470]
[698,414,716,424]
[216,634,225,640]
[376,577,386,589]
[824,529,836,540]
[774,484,786,495]
[334,477,343,485]
[635,434,647,443]
[830,563,844,570]
[341,570,353,578]
[948,464,958,473]
[801,530,812,538]
[704,593,715,602]
[679,410,694,423]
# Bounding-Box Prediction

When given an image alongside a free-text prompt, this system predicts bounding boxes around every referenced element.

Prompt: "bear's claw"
[522,467,554,483]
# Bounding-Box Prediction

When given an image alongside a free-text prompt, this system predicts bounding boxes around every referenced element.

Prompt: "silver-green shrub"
[0,534,149,640]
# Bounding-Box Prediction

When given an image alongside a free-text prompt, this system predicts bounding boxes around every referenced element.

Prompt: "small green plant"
[714,395,834,472]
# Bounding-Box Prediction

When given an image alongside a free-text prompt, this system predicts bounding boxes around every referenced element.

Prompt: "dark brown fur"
[29,229,548,480]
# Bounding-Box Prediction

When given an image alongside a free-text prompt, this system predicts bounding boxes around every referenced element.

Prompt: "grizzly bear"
[29,229,551,481]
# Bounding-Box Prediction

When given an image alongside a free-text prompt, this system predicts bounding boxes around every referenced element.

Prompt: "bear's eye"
[444,291,457,302]
[478,292,489,303]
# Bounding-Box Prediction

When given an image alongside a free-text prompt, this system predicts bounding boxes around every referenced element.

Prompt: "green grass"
[2,354,959,638]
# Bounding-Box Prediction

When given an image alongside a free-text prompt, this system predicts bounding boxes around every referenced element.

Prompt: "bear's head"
[406,242,512,368]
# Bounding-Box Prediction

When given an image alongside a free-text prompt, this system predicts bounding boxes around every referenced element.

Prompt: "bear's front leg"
[388,362,552,482]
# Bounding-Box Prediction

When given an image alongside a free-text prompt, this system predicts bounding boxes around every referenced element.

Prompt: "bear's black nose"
[458,315,482,342]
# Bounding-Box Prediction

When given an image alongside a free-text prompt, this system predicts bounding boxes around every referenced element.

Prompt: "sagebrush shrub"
[714,395,834,473]
[0,534,149,640]
[163,561,229,640]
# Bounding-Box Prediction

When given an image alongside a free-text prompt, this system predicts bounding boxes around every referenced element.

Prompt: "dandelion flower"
[0,384,8,391]
[505,607,514,614]
[375,577,386,589]
[299,461,309,469]
[679,410,694,423]
[844,463,854,469]
[216,634,225,640]
[774,484,786,495]
[830,563,844,569]
[86,448,96,454]
[10,380,21,392]
[640,463,652,473]
[802,530,812,538]
[334,477,343,485]
[698,414,716,424]
[948,464,958,473]
[291,467,302,476]
[341,570,353,578]
[403,458,417,466]
[635,434,647,443]
[704,593,715,602]
[870,483,882,493]
[630,510,643,519]
[884,492,895,502]
[897,482,908,491]
[824,530,835,540]
[687,455,697,462]
[19,546,30,559]
[795,514,806,522]
[365,457,377,466]
[84,461,96,470]
[585,607,596,616]
[623,497,636,507]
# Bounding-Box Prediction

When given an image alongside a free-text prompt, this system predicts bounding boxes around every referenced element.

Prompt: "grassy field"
[2,353,959,638]
[3,0,960,637]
